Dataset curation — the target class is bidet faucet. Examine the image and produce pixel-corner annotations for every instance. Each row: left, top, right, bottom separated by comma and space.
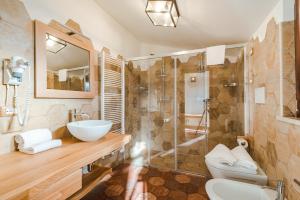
276, 180, 284, 200
262, 180, 284, 200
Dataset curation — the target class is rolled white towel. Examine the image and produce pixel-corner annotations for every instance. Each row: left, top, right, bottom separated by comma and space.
19, 139, 62, 154
205, 144, 237, 166
231, 146, 257, 170
15, 129, 52, 149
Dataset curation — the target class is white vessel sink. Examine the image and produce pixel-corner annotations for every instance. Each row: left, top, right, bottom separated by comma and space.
206, 179, 277, 200
67, 120, 112, 142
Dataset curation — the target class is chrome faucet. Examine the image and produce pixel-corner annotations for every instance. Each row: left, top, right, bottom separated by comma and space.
276, 180, 284, 200
262, 180, 284, 200
70, 109, 90, 121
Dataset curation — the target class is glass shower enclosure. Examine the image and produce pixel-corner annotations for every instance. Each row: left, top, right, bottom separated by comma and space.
125, 47, 245, 176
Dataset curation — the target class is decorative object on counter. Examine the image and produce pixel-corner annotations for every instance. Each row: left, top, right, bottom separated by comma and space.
15, 128, 62, 154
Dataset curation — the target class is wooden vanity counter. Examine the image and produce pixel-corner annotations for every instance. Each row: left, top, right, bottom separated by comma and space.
0, 133, 131, 200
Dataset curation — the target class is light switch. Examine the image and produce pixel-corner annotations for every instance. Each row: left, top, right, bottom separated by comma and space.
255, 87, 266, 104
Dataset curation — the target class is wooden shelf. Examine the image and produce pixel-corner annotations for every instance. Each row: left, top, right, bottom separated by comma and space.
69, 165, 112, 200
0, 133, 131, 200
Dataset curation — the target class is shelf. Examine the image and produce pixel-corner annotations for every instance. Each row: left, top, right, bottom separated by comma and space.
69, 165, 112, 200
0, 132, 131, 200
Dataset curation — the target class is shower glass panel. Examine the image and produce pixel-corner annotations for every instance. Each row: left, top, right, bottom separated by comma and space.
125, 57, 176, 170
207, 47, 245, 150
125, 47, 245, 176
175, 53, 209, 175
147, 57, 175, 170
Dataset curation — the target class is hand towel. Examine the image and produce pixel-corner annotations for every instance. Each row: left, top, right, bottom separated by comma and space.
205, 144, 237, 166
231, 146, 257, 170
58, 69, 68, 82
19, 139, 62, 154
231, 163, 258, 174
15, 129, 52, 149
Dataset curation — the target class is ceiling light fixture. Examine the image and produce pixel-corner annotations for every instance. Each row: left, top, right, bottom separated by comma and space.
145, 0, 180, 27
46, 33, 67, 54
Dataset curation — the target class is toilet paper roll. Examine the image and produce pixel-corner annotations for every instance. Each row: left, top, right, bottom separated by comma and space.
237, 138, 249, 149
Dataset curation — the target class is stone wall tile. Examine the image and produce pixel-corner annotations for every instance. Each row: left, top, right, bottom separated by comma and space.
250, 18, 300, 198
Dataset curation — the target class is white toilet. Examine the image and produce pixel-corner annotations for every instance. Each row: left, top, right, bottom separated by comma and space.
205, 143, 268, 186
205, 158, 267, 185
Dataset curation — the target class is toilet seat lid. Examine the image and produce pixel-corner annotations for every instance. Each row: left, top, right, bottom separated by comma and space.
205, 158, 258, 175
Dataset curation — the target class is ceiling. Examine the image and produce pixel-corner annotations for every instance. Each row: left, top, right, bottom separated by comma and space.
95, 0, 279, 49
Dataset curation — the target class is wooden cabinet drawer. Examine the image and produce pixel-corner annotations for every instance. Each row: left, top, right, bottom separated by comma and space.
9, 169, 82, 200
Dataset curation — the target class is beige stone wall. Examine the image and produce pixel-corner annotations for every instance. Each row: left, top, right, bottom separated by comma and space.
248, 18, 300, 199
0, 0, 99, 155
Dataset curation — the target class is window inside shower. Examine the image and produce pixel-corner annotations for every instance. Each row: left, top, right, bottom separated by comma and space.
125, 47, 245, 176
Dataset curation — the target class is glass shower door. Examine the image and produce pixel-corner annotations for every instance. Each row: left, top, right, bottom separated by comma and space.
126, 47, 245, 176
175, 53, 210, 175
126, 57, 176, 170
148, 57, 176, 170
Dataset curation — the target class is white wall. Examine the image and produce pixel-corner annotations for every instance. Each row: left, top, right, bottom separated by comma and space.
21, 0, 141, 58
252, 0, 294, 41
139, 42, 186, 57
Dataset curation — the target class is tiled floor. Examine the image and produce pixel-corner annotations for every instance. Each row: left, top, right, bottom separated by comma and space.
83, 163, 209, 200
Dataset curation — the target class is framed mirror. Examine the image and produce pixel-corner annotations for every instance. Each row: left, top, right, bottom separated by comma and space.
34, 20, 97, 98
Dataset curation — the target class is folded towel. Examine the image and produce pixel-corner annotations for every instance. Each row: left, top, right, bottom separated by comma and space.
205, 144, 237, 166
231, 146, 257, 171
230, 163, 258, 174
15, 129, 52, 149
19, 139, 62, 154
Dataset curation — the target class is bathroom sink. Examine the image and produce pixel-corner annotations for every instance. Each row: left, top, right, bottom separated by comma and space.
67, 120, 112, 141
206, 179, 277, 200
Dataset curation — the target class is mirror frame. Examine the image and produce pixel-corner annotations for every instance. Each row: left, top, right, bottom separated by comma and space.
34, 20, 97, 98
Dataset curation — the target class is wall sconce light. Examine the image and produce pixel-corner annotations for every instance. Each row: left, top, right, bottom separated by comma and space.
145, 0, 180, 27
46, 33, 67, 54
